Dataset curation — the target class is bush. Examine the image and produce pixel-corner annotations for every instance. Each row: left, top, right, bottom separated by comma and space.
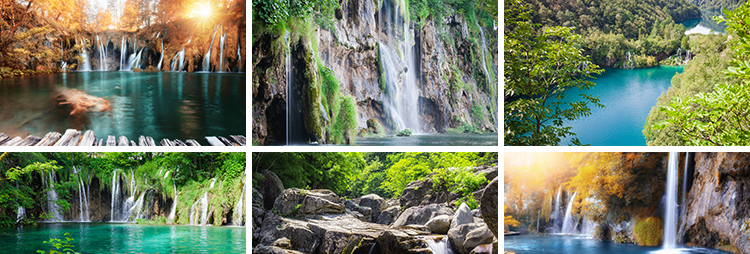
633, 217, 663, 246
396, 129, 412, 137
37, 232, 81, 254
254, 0, 289, 24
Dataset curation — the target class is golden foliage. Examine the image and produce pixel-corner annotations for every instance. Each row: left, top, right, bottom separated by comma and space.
633, 217, 663, 246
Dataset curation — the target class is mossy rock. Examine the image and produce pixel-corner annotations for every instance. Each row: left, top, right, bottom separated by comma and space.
633, 217, 663, 246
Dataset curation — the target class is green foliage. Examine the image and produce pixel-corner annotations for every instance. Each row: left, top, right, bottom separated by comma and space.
254, 0, 289, 24
433, 166, 487, 209
633, 217, 664, 246
381, 153, 477, 197
36, 233, 81, 254
377, 48, 386, 92
396, 129, 412, 137
253, 153, 366, 194
651, 3, 750, 145
504, 0, 605, 145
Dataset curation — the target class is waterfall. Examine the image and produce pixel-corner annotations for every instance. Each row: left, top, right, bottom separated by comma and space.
79, 38, 92, 71
475, 16, 491, 84
74, 166, 90, 222
167, 182, 178, 223
286, 32, 292, 145
624, 51, 634, 69
685, 49, 691, 64
231, 178, 246, 226
551, 186, 562, 229
111, 170, 119, 221
96, 35, 108, 71
61, 41, 67, 71
581, 216, 597, 236
120, 36, 127, 71
130, 48, 144, 70
378, 0, 421, 133
664, 152, 679, 249
236, 43, 242, 72
171, 48, 185, 72
561, 192, 577, 234
423, 236, 454, 254
219, 29, 227, 72
203, 27, 219, 72
16, 206, 25, 223
368, 242, 376, 254
157, 40, 164, 71
42, 171, 64, 222
127, 191, 147, 221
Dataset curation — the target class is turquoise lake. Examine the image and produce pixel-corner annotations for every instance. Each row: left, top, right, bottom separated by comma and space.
0, 223, 246, 253
559, 66, 683, 146
505, 235, 732, 254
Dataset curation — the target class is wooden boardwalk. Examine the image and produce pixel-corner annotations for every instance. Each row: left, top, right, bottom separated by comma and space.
0, 130, 246, 146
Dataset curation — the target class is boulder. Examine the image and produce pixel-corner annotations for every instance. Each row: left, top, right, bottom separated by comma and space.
425, 215, 452, 234
400, 180, 432, 209
377, 206, 401, 225
273, 237, 292, 249
273, 188, 345, 217
257, 212, 319, 253
253, 245, 307, 254
450, 202, 474, 229
448, 223, 494, 254
260, 170, 285, 209
359, 194, 385, 220
393, 203, 454, 228
375, 230, 424, 254
480, 178, 498, 237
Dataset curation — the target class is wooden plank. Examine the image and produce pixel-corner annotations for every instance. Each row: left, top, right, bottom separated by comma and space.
173, 139, 187, 146
117, 136, 129, 146
205, 136, 225, 146
138, 136, 148, 146
106, 136, 117, 146
66, 131, 82, 146
54, 129, 77, 146
0, 133, 11, 145
185, 139, 201, 146
218, 136, 236, 146
129, 140, 136, 146
97, 139, 104, 146
160, 139, 173, 146
3, 137, 22, 146
230, 135, 246, 146
36, 132, 61, 146
18, 135, 41, 146
78, 130, 96, 146
146, 137, 155, 146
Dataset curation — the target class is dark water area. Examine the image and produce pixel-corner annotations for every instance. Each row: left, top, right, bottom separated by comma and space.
354, 133, 498, 146
0, 72, 246, 145
0, 223, 246, 253
558, 66, 683, 146
505, 235, 732, 254
682, 9, 727, 35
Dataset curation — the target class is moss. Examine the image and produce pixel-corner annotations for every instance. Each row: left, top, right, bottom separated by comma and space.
377, 47, 386, 92
633, 217, 664, 246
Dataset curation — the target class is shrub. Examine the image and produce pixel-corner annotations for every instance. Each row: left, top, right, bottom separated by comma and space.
37, 232, 81, 254
397, 129, 412, 137
254, 0, 289, 25
633, 217, 663, 246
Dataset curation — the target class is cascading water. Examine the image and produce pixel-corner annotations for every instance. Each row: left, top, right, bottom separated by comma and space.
191, 178, 217, 225
236, 43, 242, 71
16, 206, 25, 223
79, 38, 92, 71
231, 177, 246, 226
624, 51, 635, 69
171, 48, 185, 72
475, 16, 491, 84
581, 216, 597, 236
61, 41, 67, 71
96, 35, 107, 71
550, 186, 562, 230
73, 166, 90, 222
111, 170, 119, 221
203, 27, 219, 72
42, 171, 64, 222
157, 40, 164, 71
219, 30, 227, 72
424, 236, 455, 254
378, 0, 421, 133
120, 36, 127, 71
561, 192, 577, 234
167, 182, 178, 223
664, 152, 679, 249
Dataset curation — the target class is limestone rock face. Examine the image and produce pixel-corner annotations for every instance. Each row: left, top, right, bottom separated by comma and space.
425, 214, 452, 234
273, 189, 345, 217
393, 203, 454, 228
680, 153, 750, 253
377, 206, 401, 225
448, 223, 494, 254
480, 178, 498, 237
451, 202, 474, 229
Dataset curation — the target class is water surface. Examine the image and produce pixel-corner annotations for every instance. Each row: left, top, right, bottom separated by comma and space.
355, 133, 498, 146
0, 223, 246, 253
559, 66, 683, 146
682, 10, 727, 35
505, 235, 731, 254
0, 72, 246, 145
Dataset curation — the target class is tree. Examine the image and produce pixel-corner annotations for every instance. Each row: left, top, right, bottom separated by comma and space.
504, 0, 605, 146
653, 3, 750, 146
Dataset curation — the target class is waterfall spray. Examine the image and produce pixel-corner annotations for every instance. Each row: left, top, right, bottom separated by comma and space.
219, 28, 227, 72
203, 26, 219, 72
664, 152, 679, 249
157, 40, 164, 71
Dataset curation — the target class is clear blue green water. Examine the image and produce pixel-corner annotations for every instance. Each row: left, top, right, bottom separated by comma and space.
559, 66, 683, 146
0, 223, 246, 253
0, 72, 246, 145
681, 9, 727, 35
505, 235, 731, 254
354, 133, 498, 146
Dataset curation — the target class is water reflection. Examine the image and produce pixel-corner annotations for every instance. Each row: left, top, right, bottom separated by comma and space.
0, 72, 245, 144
